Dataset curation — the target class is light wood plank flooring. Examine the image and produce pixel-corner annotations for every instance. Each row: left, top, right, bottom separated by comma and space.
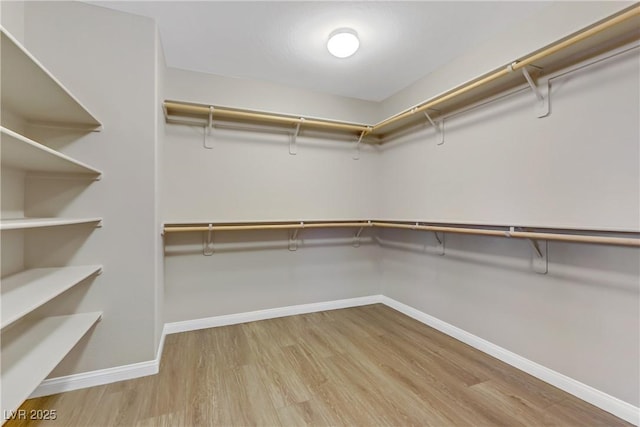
7, 304, 631, 426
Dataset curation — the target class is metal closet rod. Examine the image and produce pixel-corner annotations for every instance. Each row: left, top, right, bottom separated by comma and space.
164, 5, 639, 136
163, 221, 640, 247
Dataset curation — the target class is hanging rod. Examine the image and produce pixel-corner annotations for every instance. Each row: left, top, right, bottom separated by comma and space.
164, 101, 371, 134
371, 222, 640, 247
163, 221, 374, 233
372, 5, 640, 133
163, 220, 639, 247
164, 5, 639, 140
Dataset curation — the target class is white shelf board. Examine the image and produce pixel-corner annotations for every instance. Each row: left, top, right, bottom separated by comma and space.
1, 127, 102, 176
1, 266, 102, 330
1, 312, 101, 415
1, 28, 101, 129
0, 217, 102, 231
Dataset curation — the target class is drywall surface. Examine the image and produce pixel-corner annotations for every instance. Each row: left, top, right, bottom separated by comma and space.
22, 1, 159, 376
0, 169, 25, 277
380, 2, 634, 120
163, 126, 379, 223
378, 45, 640, 231
164, 230, 382, 323
154, 26, 165, 351
1, 1, 25, 43
163, 62, 383, 322
379, 231, 640, 406
165, 67, 380, 125
377, 15, 640, 407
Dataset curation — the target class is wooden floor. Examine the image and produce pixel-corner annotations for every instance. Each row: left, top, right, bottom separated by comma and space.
8, 304, 630, 426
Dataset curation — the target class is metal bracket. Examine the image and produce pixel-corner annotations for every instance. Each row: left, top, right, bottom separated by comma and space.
290, 118, 304, 155
521, 67, 550, 118
423, 111, 444, 145
353, 221, 371, 247
289, 222, 303, 251
203, 223, 214, 256
433, 232, 445, 255
353, 129, 369, 160
203, 106, 214, 149
528, 238, 548, 274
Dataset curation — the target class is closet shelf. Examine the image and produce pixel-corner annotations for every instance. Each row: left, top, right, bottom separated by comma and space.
0, 28, 101, 130
163, 220, 640, 248
1, 266, 102, 330
164, 5, 639, 142
0, 127, 102, 177
1, 312, 102, 416
0, 217, 102, 231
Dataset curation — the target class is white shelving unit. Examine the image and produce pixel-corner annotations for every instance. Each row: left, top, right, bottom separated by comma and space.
0, 27, 104, 417
1, 127, 102, 177
0, 28, 101, 129
0, 313, 102, 417
1, 266, 103, 329
0, 217, 102, 231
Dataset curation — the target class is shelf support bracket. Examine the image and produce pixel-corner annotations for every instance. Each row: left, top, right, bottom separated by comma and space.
520, 66, 549, 118
528, 238, 548, 274
353, 129, 369, 160
289, 222, 303, 251
433, 231, 445, 255
290, 118, 304, 155
353, 221, 370, 247
203, 223, 214, 256
423, 111, 444, 145
203, 106, 214, 149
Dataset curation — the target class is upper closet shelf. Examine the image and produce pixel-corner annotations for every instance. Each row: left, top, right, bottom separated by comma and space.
164, 5, 639, 142
0, 217, 102, 231
1, 127, 102, 177
1, 28, 101, 130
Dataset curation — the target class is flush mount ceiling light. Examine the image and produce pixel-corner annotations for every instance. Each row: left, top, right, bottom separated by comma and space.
327, 29, 359, 58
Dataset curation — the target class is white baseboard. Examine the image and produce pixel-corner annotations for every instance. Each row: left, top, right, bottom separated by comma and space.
379, 296, 640, 426
30, 359, 158, 399
31, 328, 167, 399
164, 294, 384, 335
29, 294, 639, 426
29, 295, 382, 399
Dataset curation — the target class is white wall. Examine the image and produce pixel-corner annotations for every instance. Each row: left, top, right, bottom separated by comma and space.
163, 66, 383, 322
379, 46, 640, 231
154, 25, 165, 351
377, 39, 640, 406
380, 1, 634, 121
379, 231, 639, 406
163, 125, 379, 223
164, 231, 381, 323
20, 1, 160, 376
166, 67, 380, 125
0, 0, 25, 43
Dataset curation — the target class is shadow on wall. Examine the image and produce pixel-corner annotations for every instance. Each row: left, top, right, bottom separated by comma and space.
378, 228, 639, 293
164, 228, 377, 256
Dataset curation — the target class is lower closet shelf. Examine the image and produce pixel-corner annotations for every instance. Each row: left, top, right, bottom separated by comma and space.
1, 266, 102, 329
1, 312, 102, 415
0, 217, 102, 230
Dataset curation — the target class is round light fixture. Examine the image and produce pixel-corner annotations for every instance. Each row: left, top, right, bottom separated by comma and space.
327, 29, 359, 58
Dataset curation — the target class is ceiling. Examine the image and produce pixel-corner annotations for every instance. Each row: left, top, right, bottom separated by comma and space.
88, 1, 552, 102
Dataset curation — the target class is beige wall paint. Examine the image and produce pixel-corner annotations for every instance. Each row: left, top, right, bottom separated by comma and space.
21, 1, 160, 376
377, 42, 640, 406
165, 67, 380, 125
0, 0, 25, 43
380, 2, 634, 121
378, 46, 640, 231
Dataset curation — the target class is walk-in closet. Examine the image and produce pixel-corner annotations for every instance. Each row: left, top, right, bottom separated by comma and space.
1, 1, 639, 426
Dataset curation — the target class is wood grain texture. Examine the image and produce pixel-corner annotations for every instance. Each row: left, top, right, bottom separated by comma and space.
7, 304, 631, 426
